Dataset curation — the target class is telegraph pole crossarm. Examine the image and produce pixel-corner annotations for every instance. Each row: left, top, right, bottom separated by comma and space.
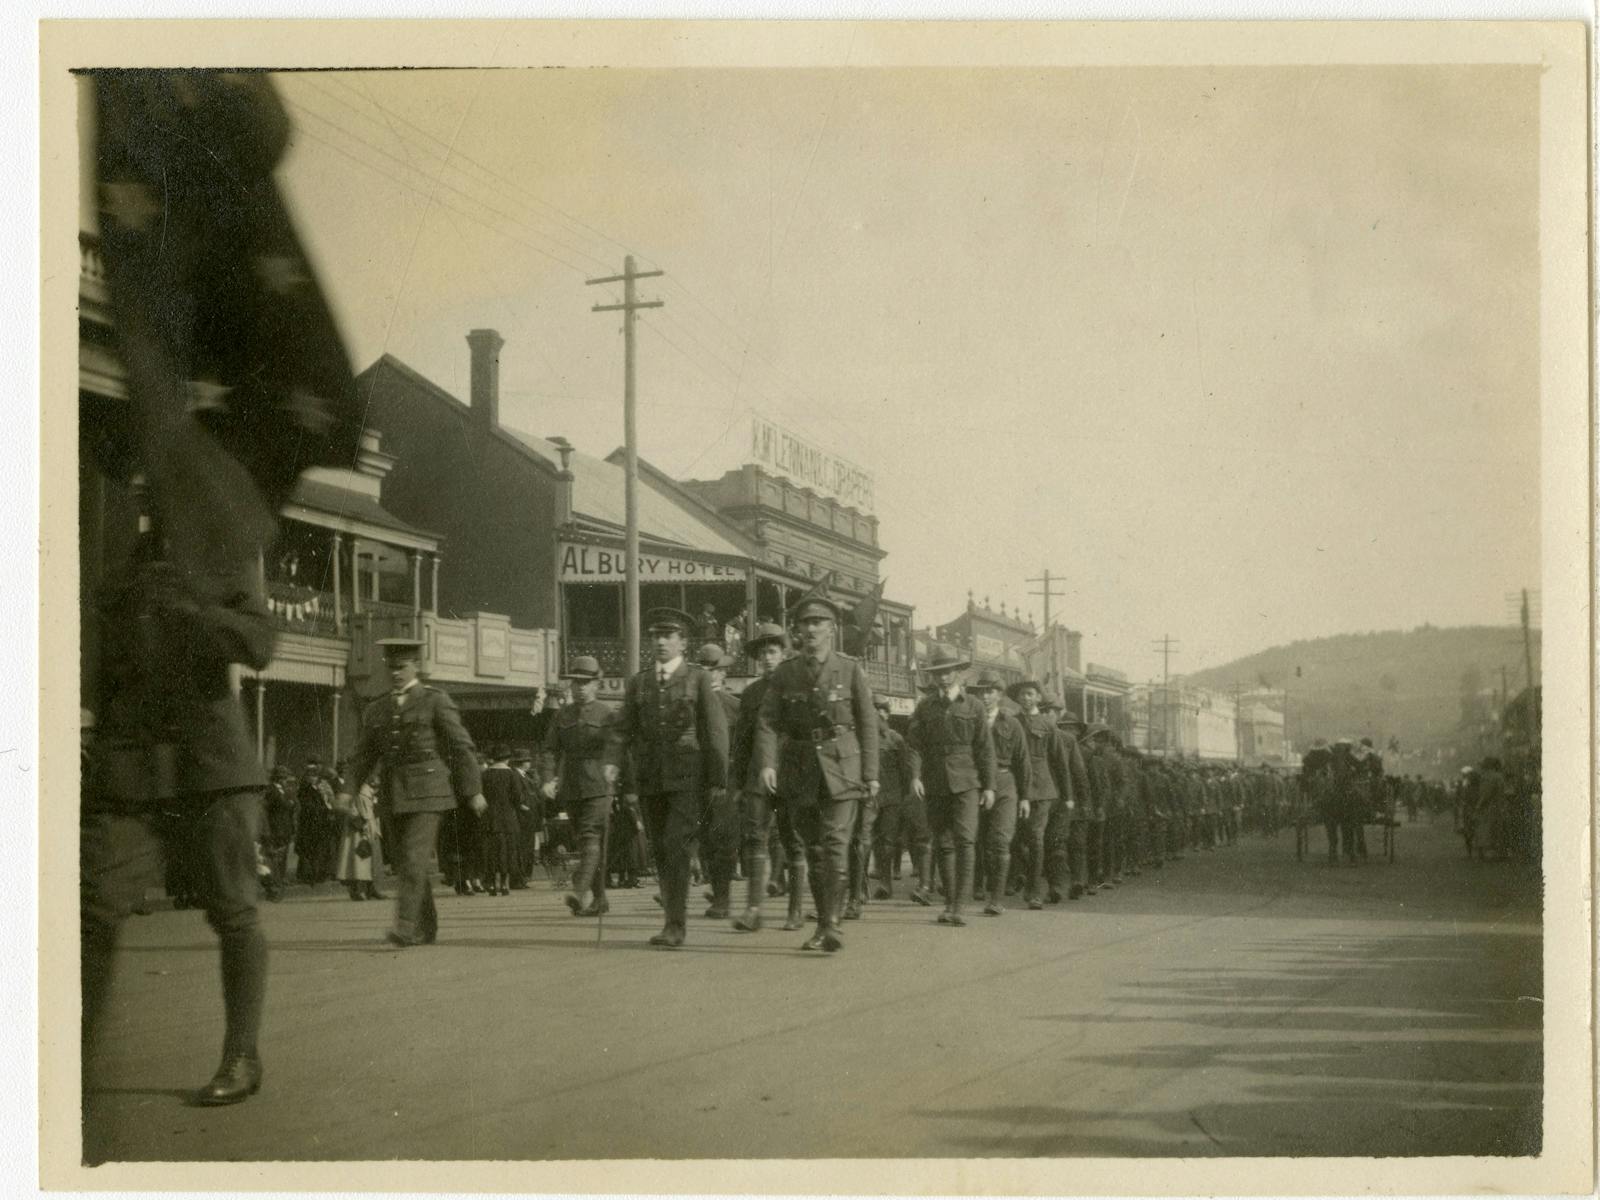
1027, 568, 1066, 631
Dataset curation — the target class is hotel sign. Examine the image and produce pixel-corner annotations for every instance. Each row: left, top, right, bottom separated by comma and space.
750, 414, 875, 514
558, 542, 745, 583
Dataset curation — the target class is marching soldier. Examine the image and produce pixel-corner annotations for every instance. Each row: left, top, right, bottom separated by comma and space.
756, 593, 879, 952
340, 638, 487, 948
1009, 681, 1072, 910
730, 623, 805, 932
906, 645, 995, 927
970, 671, 1030, 916
696, 643, 743, 919
617, 608, 730, 948
869, 696, 914, 902
539, 656, 621, 918
1080, 722, 1111, 892
1088, 726, 1128, 885
1051, 714, 1096, 900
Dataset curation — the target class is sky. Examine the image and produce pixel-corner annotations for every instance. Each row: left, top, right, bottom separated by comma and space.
267, 64, 1541, 681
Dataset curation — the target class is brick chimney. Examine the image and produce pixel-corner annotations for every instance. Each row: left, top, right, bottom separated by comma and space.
467, 328, 504, 428
1065, 629, 1083, 673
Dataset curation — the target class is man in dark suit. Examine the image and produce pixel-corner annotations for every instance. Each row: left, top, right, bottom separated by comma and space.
539, 656, 621, 917
756, 593, 879, 952
970, 670, 1031, 916
339, 638, 485, 948
618, 608, 730, 948
1009, 681, 1071, 909
905, 645, 995, 927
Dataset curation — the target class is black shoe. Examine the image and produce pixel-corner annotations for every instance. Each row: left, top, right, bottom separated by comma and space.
983, 901, 1005, 916
909, 887, 934, 907
195, 1054, 262, 1107
1047, 889, 1062, 904
649, 928, 685, 948
565, 893, 585, 916
1027, 898, 1045, 910
733, 908, 763, 932
384, 930, 423, 948
800, 929, 828, 951
1068, 885, 1085, 900
843, 901, 863, 921
936, 910, 967, 927
821, 924, 844, 952
581, 898, 610, 916
873, 886, 892, 900
704, 904, 731, 919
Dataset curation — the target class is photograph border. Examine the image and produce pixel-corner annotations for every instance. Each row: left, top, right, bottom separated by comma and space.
37, 16, 1594, 1195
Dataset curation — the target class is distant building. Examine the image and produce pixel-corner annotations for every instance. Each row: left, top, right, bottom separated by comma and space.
1017, 623, 1130, 729
681, 463, 918, 710
934, 596, 1036, 689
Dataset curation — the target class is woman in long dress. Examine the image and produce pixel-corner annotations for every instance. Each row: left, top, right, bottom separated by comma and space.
334, 779, 384, 901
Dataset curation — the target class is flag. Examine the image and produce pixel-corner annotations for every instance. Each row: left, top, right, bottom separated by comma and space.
89, 70, 366, 568
844, 578, 888, 657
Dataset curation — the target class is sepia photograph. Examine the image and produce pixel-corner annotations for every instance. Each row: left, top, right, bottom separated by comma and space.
36, 15, 1592, 1196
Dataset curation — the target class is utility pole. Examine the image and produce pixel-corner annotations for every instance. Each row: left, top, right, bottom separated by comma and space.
1151, 635, 1180, 757
1520, 588, 1538, 696
1027, 568, 1066, 631
588, 255, 663, 675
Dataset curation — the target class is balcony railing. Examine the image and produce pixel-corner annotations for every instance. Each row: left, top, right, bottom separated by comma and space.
863, 659, 916, 697
265, 583, 341, 638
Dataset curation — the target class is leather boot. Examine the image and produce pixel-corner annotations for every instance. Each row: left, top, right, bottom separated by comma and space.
734, 857, 767, 932
196, 1053, 262, 1106
784, 858, 808, 931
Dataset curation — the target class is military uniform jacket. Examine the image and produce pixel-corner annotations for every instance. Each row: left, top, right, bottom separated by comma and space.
618, 660, 729, 796
730, 676, 771, 793
1083, 749, 1111, 819
1100, 748, 1128, 813
1059, 731, 1093, 814
755, 651, 879, 803
540, 699, 621, 804
877, 719, 913, 805
345, 683, 483, 815
906, 691, 996, 797
985, 710, 1032, 801
1018, 712, 1070, 802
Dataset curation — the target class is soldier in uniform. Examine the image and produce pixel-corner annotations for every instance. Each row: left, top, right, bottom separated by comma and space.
1079, 722, 1111, 893
695, 643, 743, 919
1009, 681, 1072, 910
969, 671, 1030, 916
539, 656, 621, 918
1088, 726, 1127, 885
617, 608, 730, 948
869, 696, 914, 902
906, 645, 995, 927
340, 638, 486, 948
1052, 714, 1096, 900
756, 594, 879, 951
731, 623, 804, 932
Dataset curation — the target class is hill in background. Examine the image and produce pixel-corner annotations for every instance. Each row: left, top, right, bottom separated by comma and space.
1181, 625, 1540, 772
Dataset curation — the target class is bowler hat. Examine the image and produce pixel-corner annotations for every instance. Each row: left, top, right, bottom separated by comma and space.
745, 622, 788, 654
645, 607, 695, 634
695, 642, 727, 668
970, 669, 1008, 692
561, 655, 603, 681
921, 644, 970, 673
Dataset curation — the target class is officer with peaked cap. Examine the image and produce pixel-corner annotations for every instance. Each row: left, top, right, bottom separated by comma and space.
340, 637, 486, 948
906, 644, 996, 926
694, 642, 743, 919
731, 622, 807, 931
539, 656, 620, 918
756, 591, 879, 952
618, 608, 730, 947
